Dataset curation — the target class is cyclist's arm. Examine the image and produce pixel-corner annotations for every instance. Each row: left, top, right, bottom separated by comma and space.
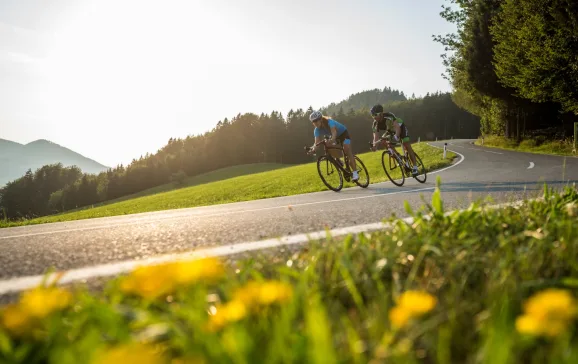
372, 121, 380, 143
311, 136, 322, 150
330, 126, 338, 143
393, 120, 402, 139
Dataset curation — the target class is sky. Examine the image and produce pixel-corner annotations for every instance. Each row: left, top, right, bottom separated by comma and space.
0, 0, 456, 167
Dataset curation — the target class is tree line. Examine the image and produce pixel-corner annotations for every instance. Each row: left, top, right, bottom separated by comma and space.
0, 90, 480, 220
434, 0, 578, 140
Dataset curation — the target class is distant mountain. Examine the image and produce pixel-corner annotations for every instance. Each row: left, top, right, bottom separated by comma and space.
0, 138, 109, 186
321, 87, 408, 115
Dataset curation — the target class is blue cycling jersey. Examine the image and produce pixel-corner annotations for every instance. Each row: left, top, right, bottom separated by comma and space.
314, 119, 347, 138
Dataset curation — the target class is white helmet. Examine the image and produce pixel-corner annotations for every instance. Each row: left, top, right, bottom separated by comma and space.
309, 110, 322, 122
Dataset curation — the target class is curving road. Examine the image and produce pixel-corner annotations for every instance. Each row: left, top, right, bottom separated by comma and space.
0, 139, 577, 294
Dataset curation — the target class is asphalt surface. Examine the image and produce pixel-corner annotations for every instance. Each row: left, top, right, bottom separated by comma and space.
0, 139, 577, 282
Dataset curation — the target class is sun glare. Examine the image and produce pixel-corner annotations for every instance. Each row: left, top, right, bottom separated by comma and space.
37, 0, 238, 125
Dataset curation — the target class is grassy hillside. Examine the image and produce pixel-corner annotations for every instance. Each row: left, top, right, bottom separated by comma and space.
89, 163, 290, 207
0, 143, 455, 227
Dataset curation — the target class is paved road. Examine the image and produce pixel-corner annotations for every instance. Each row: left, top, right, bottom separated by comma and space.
0, 139, 576, 284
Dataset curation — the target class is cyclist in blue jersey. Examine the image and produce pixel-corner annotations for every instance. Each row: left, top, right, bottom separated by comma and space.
306, 110, 359, 181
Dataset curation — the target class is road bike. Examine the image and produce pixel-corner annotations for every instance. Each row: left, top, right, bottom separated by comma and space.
305, 136, 370, 192
369, 132, 427, 187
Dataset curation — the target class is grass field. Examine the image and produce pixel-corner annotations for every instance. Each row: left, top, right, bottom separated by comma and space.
0, 143, 455, 228
83, 163, 291, 207
1, 183, 577, 363
476, 135, 576, 156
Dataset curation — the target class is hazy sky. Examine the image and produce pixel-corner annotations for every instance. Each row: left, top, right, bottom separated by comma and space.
0, 0, 456, 167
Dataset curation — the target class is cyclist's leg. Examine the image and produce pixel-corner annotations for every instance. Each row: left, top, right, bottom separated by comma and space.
339, 131, 357, 172
343, 142, 356, 170
403, 141, 417, 164
400, 125, 417, 165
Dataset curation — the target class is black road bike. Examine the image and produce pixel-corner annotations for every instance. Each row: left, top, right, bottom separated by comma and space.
369, 133, 427, 187
305, 136, 370, 192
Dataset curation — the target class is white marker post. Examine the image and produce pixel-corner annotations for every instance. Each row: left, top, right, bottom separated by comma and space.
418, 136, 421, 143
572, 121, 578, 154
443, 143, 447, 159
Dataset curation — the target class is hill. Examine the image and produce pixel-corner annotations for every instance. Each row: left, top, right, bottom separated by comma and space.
0, 138, 108, 186
321, 87, 408, 115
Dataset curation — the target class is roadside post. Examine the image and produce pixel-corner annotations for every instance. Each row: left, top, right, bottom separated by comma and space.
572, 122, 578, 154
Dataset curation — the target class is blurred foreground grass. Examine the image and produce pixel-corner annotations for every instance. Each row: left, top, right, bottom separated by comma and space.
1, 180, 577, 363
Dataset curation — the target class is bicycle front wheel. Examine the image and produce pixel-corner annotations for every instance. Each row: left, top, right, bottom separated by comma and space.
353, 156, 370, 188
317, 156, 343, 192
381, 151, 405, 187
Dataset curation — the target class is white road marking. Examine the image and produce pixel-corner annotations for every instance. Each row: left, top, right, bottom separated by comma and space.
485, 150, 504, 155
528, 162, 535, 169
426, 143, 466, 174
0, 199, 529, 296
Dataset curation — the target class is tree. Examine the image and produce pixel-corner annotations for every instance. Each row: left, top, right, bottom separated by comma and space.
491, 0, 578, 114
433, 0, 565, 139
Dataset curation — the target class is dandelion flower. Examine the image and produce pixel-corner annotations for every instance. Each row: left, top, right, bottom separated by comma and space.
397, 290, 437, 315
91, 343, 166, 364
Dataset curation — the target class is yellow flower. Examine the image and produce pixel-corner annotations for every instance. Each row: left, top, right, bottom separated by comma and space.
255, 281, 293, 305
389, 306, 412, 329
0, 286, 72, 337
232, 282, 260, 305
523, 289, 577, 321
0, 304, 36, 337
206, 280, 292, 332
233, 280, 293, 308
515, 289, 578, 337
515, 315, 542, 336
120, 264, 177, 300
515, 314, 568, 338
207, 300, 247, 331
19, 287, 72, 319
120, 258, 225, 300
172, 257, 225, 285
91, 343, 167, 364
388, 290, 437, 329
397, 290, 437, 315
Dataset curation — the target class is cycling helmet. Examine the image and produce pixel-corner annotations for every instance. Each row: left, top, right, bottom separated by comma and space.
370, 104, 384, 116
309, 110, 323, 122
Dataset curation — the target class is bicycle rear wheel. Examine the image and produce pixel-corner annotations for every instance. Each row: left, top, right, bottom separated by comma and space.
317, 156, 343, 192
381, 151, 405, 187
353, 156, 370, 188
411, 152, 427, 183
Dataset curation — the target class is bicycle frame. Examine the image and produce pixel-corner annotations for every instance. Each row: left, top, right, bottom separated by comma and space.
313, 138, 353, 178
372, 136, 412, 171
